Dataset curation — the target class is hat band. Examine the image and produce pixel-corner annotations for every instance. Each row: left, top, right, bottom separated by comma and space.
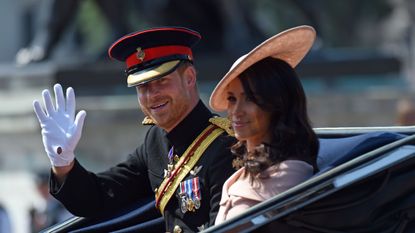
126, 45, 193, 69
125, 55, 189, 76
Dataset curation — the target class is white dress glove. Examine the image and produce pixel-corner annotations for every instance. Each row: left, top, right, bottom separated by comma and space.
33, 83, 86, 167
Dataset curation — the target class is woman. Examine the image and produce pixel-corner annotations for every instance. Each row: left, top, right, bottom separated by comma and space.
209, 25, 319, 224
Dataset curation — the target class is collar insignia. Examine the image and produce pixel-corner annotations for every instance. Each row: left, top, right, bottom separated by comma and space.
142, 116, 155, 125
190, 165, 203, 176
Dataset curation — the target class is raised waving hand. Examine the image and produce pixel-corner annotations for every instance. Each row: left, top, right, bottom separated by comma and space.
33, 84, 86, 167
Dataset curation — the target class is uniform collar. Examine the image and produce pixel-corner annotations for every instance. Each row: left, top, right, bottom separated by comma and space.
166, 100, 213, 156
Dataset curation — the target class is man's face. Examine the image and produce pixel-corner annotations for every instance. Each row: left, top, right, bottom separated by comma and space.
136, 68, 194, 132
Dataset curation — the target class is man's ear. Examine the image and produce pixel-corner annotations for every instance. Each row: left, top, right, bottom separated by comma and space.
183, 65, 197, 87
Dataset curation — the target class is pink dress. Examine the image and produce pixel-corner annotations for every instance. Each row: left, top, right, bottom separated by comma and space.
215, 160, 313, 224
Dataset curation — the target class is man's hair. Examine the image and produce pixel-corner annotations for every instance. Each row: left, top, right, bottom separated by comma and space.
177, 60, 194, 75
231, 57, 319, 182
177, 60, 198, 91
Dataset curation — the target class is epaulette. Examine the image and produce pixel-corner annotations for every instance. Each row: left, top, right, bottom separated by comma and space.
209, 116, 234, 136
142, 116, 155, 125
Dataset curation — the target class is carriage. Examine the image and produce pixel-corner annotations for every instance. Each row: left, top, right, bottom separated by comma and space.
42, 126, 415, 233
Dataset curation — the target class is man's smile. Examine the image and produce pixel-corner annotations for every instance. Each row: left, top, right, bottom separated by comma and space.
150, 101, 169, 110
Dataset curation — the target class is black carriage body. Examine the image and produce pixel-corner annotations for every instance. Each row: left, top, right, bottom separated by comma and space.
43, 127, 415, 233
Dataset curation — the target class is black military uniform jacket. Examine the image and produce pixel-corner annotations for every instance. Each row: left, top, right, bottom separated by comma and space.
50, 101, 235, 232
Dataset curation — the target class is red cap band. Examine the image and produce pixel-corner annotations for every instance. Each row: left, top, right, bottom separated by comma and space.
126, 45, 193, 68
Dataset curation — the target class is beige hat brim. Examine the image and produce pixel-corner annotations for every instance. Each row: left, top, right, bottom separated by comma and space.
209, 25, 316, 112
127, 60, 181, 87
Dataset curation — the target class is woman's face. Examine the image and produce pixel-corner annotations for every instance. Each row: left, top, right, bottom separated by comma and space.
226, 78, 272, 151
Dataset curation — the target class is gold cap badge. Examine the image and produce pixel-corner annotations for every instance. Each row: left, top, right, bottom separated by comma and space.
136, 47, 145, 61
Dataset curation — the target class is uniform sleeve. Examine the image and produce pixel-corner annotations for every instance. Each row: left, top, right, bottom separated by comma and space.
206, 136, 235, 226
50, 132, 153, 217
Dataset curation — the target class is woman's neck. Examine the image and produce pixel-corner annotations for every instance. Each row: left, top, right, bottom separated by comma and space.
246, 138, 269, 152
246, 140, 261, 152
246, 132, 272, 153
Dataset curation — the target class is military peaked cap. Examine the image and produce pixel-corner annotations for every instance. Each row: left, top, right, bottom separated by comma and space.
108, 27, 201, 87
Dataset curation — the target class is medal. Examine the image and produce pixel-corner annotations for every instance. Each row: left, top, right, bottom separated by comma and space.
180, 195, 187, 213
192, 177, 201, 209
194, 198, 201, 209
168, 164, 174, 171
168, 147, 174, 163
178, 177, 202, 213
164, 147, 175, 178
163, 169, 171, 178
185, 178, 194, 211
179, 181, 188, 213
174, 155, 179, 163
187, 198, 195, 212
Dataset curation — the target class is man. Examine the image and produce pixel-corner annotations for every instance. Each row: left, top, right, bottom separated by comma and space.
33, 27, 235, 233
30, 171, 72, 232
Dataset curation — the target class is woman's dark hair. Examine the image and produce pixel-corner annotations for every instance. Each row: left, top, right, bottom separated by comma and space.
230, 57, 319, 181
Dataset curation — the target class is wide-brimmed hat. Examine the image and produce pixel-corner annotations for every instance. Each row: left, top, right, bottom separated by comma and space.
108, 27, 201, 87
209, 25, 316, 112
